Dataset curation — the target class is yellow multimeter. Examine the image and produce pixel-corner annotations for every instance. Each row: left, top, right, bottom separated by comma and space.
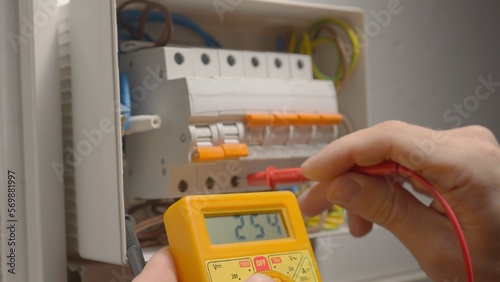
164, 191, 322, 282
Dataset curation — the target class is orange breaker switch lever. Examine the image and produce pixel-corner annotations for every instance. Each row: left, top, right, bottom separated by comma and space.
246, 167, 310, 190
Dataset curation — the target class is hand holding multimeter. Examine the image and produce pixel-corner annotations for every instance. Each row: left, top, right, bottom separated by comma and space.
164, 191, 320, 282
134, 122, 500, 282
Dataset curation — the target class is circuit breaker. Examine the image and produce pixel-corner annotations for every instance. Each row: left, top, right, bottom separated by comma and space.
120, 47, 340, 199
67, 0, 368, 265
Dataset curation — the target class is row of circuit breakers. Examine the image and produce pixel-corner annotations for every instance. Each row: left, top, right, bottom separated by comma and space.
119, 47, 340, 199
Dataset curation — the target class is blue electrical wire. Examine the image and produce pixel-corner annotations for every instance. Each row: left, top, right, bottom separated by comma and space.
117, 21, 155, 42
277, 34, 286, 52
118, 11, 221, 48
120, 73, 132, 130
172, 14, 221, 48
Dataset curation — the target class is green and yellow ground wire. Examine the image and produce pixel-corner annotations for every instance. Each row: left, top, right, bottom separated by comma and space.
307, 18, 360, 76
288, 18, 361, 94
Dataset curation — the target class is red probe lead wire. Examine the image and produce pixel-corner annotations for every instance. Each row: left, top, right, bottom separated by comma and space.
247, 161, 474, 282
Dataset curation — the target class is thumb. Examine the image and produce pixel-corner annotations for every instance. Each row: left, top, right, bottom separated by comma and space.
244, 273, 275, 282
132, 246, 177, 282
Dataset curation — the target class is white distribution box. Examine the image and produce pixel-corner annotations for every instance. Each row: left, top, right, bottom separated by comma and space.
69, 0, 368, 267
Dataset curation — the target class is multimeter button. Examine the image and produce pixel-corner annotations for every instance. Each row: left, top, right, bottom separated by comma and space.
296, 257, 316, 281
253, 256, 270, 271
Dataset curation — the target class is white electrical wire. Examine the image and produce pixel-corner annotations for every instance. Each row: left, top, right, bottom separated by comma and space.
125, 115, 162, 135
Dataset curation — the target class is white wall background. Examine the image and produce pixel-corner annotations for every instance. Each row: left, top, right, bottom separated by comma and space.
295, 0, 500, 281
297, 0, 500, 136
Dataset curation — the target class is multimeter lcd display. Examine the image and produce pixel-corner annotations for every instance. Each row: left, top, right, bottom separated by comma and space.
205, 212, 289, 245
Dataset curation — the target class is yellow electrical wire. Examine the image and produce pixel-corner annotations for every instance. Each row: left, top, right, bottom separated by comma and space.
287, 18, 360, 95
299, 32, 312, 55
309, 37, 344, 82
306, 206, 345, 231
294, 184, 346, 232
307, 18, 360, 75
287, 32, 298, 53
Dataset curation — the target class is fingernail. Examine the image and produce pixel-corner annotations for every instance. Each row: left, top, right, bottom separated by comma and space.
327, 178, 361, 206
300, 158, 318, 180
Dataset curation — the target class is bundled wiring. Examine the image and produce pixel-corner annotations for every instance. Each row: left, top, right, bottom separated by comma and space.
310, 26, 349, 93
117, 0, 174, 46
118, 10, 222, 48
127, 201, 169, 248
308, 19, 360, 76
288, 18, 360, 94
135, 215, 166, 247
135, 214, 164, 233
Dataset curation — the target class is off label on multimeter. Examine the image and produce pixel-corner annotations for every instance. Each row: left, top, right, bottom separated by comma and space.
164, 191, 322, 282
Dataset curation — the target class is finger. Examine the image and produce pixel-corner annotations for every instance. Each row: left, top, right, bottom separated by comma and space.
323, 173, 453, 254
303, 172, 465, 279
302, 121, 438, 180
298, 185, 374, 237
298, 178, 416, 232
298, 182, 332, 217
301, 120, 492, 201
407, 177, 433, 198
244, 273, 275, 282
445, 125, 499, 146
429, 198, 446, 215
347, 211, 372, 237
132, 247, 177, 282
